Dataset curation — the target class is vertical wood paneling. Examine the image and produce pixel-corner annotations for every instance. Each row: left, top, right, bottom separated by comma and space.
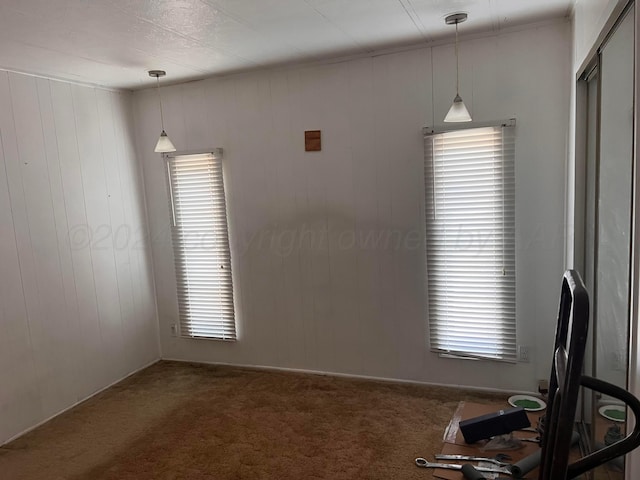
285, 69, 321, 370
117, 88, 158, 366
255, 73, 288, 367
0, 72, 159, 446
51, 81, 105, 397
266, 70, 306, 366
73, 85, 125, 385
370, 54, 398, 377
0, 72, 52, 429
134, 91, 174, 357
377, 49, 430, 379
281, 70, 314, 367
231, 76, 281, 366
212, 79, 250, 360
181, 83, 209, 150
320, 63, 359, 374
345, 58, 380, 375
12, 75, 77, 417
35, 77, 82, 401
111, 91, 157, 367
136, 22, 570, 392
0, 72, 41, 439
96, 89, 134, 373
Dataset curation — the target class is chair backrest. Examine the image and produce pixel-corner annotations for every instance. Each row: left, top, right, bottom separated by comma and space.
539, 270, 640, 479
539, 270, 589, 480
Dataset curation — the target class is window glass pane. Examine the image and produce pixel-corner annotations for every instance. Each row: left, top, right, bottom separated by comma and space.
594, 6, 633, 392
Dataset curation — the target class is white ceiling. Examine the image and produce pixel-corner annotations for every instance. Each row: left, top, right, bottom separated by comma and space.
0, 0, 573, 90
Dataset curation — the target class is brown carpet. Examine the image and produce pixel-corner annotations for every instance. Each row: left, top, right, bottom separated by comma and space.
0, 361, 507, 479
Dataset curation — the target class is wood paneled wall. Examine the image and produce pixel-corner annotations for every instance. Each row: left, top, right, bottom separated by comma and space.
0, 72, 158, 445
135, 21, 571, 392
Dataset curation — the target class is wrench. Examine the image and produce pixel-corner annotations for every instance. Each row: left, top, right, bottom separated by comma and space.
415, 458, 512, 475
435, 454, 512, 468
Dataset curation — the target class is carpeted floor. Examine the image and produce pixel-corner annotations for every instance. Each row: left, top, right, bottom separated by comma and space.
0, 361, 507, 479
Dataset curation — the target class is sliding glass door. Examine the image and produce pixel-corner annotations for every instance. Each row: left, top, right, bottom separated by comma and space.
580, 5, 635, 479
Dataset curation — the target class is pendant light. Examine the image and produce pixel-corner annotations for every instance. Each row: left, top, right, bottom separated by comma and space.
444, 13, 472, 123
149, 70, 176, 153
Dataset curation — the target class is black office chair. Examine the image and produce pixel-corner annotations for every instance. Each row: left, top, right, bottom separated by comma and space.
539, 269, 640, 479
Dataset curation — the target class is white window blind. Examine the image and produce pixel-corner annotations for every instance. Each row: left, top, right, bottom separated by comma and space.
167, 151, 236, 340
424, 126, 515, 361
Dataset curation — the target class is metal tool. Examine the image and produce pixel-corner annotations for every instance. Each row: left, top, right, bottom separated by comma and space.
435, 453, 512, 468
459, 464, 520, 480
415, 458, 512, 475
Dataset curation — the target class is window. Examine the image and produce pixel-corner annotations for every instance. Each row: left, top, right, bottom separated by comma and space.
424, 125, 515, 361
167, 150, 236, 340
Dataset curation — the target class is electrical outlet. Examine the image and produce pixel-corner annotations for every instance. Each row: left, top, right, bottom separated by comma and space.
170, 324, 178, 337
518, 345, 530, 363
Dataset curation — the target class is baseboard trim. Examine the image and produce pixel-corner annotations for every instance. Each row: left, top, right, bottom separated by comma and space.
160, 357, 537, 396
1, 357, 161, 447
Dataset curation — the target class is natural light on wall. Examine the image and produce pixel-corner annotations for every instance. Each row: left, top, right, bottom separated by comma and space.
166, 150, 236, 340
424, 125, 516, 361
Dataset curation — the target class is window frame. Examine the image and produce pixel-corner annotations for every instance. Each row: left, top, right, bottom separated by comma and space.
165, 148, 236, 341
423, 120, 516, 362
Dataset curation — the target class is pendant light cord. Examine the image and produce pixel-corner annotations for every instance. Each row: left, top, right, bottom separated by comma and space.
156, 76, 165, 131
455, 21, 459, 95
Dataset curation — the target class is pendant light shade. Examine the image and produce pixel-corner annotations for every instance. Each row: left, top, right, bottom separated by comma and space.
444, 13, 471, 123
444, 94, 472, 123
155, 130, 176, 153
149, 70, 176, 153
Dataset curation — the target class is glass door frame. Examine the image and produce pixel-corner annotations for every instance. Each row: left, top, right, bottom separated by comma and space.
574, 3, 636, 477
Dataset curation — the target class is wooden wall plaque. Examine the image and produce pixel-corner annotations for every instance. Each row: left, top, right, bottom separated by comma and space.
305, 130, 321, 151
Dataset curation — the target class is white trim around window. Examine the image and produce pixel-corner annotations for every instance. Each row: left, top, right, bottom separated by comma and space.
424, 124, 516, 361
166, 149, 236, 341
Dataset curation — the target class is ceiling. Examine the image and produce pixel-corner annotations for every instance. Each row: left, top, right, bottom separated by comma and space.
0, 0, 573, 90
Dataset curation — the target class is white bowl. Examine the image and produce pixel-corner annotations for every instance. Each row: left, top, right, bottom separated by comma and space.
508, 394, 546, 412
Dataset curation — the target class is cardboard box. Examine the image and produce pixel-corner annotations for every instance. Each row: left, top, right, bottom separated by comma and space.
434, 402, 542, 480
